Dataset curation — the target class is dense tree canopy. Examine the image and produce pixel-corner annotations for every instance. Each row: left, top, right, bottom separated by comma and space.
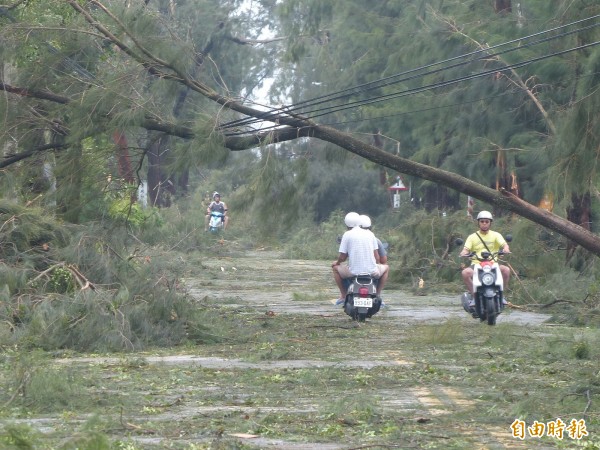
1, 0, 600, 254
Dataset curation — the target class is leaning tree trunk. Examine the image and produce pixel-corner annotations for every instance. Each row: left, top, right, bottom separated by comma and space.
566, 192, 592, 261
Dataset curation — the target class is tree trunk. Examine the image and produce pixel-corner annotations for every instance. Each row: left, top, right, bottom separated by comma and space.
566, 192, 592, 260
56, 141, 83, 223
112, 131, 135, 185
493, 0, 512, 14
146, 135, 174, 207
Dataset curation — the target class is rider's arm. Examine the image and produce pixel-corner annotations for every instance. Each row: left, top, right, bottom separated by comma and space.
223, 202, 228, 215
502, 243, 510, 253
374, 249, 380, 264
460, 234, 478, 257
332, 252, 348, 266
206, 201, 213, 214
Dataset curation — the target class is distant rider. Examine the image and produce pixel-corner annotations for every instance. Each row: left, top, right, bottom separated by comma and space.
459, 210, 510, 310
205, 192, 229, 231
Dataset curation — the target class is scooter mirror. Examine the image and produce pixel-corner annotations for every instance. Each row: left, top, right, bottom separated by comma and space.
455, 238, 464, 246
505, 234, 513, 242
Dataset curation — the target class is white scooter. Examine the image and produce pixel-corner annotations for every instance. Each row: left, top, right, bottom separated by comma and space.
208, 211, 224, 233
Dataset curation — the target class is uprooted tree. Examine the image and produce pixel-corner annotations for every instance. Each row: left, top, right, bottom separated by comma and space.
1, 0, 600, 255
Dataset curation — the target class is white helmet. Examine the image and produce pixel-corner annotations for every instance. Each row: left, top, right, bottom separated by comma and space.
476, 210, 493, 221
359, 214, 371, 228
213, 191, 220, 199
344, 212, 360, 228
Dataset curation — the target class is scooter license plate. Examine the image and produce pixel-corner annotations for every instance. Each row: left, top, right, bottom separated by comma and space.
353, 297, 373, 308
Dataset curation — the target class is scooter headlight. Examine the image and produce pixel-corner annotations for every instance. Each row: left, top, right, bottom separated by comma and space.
481, 272, 495, 286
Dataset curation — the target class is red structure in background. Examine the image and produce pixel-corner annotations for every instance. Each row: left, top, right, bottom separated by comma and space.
388, 176, 408, 208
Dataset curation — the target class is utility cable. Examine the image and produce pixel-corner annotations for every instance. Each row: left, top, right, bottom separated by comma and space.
219, 15, 600, 132
222, 39, 600, 137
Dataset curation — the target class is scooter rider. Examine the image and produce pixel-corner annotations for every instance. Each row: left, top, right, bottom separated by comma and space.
205, 192, 229, 231
459, 211, 510, 307
359, 215, 387, 264
332, 212, 389, 305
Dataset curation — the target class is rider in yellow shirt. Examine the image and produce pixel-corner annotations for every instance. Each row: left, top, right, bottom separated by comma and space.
459, 211, 511, 306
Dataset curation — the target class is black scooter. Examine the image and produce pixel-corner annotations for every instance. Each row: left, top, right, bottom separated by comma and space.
342, 275, 382, 322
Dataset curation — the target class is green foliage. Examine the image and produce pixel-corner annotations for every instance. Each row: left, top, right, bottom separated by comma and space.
284, 210, 344, 259
49, 266, 75, 294
0, 424, 40, 450
573, 338, 591, 360
107, 197, 164, 230
0, 200, 71, 269
0, 202, 230, 352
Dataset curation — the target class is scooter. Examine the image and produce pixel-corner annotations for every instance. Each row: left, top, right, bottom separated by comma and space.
343, 275, 382, 322
208, 211, 224, 233
456, 236, 511, 326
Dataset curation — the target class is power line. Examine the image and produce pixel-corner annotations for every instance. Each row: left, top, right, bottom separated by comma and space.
220, 15, 600, 134
320, 69, 600, 127
300, 40, 600, 121
223, 22, 599, 131
222, 38, 600, 137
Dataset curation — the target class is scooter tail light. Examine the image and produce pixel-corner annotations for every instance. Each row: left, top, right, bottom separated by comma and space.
359, 287, 369, 297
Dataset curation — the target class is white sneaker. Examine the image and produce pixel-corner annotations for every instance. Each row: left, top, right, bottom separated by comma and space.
467, 293, 475, 308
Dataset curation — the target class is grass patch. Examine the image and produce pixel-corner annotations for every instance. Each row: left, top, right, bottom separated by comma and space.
0, 310, 598, 448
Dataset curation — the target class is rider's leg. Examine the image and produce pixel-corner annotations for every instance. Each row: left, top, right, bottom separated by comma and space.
223, 215, 229, 230
204, 214, 210, 231
500, 265, 510, 289
500, 265, 510, 302
332, 266, 346, 298
461, 267, 474, 294
333, 265, 353, 298
374, 264, 389, 296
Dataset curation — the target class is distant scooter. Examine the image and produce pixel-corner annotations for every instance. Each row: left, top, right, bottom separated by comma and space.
208, 211, 225, 233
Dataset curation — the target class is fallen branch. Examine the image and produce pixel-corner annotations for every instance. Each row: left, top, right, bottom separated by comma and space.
506, 301, 526, 310
583, 389, 592, 421
540, 299, 575, 309
347, 445, 409, 450
118, 406, 156, 434
2, 371, 30, 409
28, 262, 96, 291
68, 264, 96, 291
29, 263, 64, 285
506, 262, 537, 304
